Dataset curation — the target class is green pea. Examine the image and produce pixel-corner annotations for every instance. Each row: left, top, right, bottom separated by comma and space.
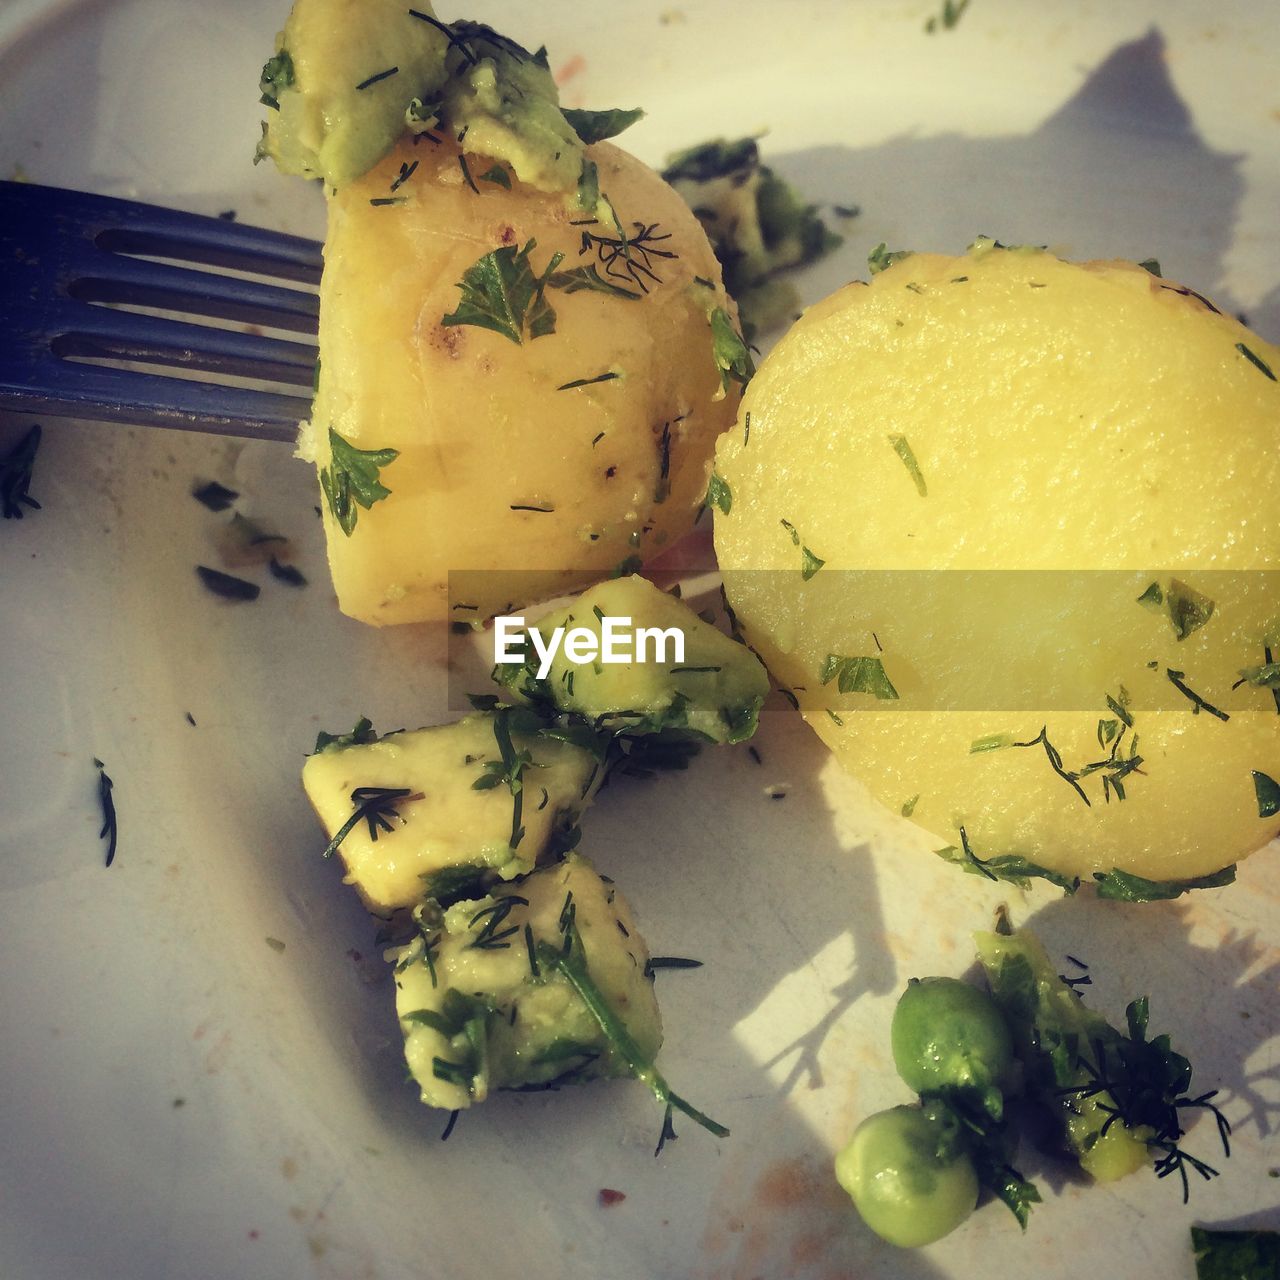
891, 976, 1013, 1097
835, 1104, 979, 1247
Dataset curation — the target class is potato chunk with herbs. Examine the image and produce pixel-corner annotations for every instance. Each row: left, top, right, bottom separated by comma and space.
391, 853, 662, 1111
302, 712, 600, 913
303, 135, 742, 625
714, 245, 1280, 885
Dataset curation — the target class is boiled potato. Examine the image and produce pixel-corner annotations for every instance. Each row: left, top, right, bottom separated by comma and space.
301, 136, 740, 625
714, 246, 1280, 883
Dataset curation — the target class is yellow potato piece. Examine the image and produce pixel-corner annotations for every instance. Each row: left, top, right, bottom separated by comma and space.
714, 248, 1280, 882
301, 715, 600, 914
303, 136, 739, 625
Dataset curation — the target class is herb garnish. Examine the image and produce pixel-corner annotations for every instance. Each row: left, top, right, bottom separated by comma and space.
444, 240, 564, 344
709, 307, 755, 393
191, 478, 237, 512
321, 786, 417, 859
556, 107, 644, 147
313, 716, 377, 754
1235, 342, 1276, 382
705, 472, 732, 515
1167, 669, 1229, 721
577, 216, 677, 294
354, 66, 398, 91
1190, 1226, 1280, 1280
1, 424, 42, 519
924, 0, 970, 32
258, 49, 294, 110
477, 163, 511, 188
1253, 770, 1280, 818
1093, 866, 1236, 902
545, 264, 641, 299
196, 566, 259, 601
867, 242, 914, 274
819, 653, 900, 701
800, 547, 825, 580
389, 159, 419, 193
561, 107, 644, 145
470, 706, 544, 850
94, 757, 118, 868
467, 895, 530, 950
1138, 258, 1162, 277
937, 826, 1080, 894
644, 957, 704, 975
1137, 578, 1216, 641
1061, 995, 1232, 1203
320, 427, 399, 536
535, 926, 727, 1151
888, 433, 928, 496
1233, 646, 1280, 714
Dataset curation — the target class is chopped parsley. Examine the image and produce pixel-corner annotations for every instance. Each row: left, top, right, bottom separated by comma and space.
1137, 578, 1216, 641
887, 433, 928, 496
313, 716, 377, 754
867, 242, 914, 274
1093, 866, 1236, 902
800, 546, 825, 580
705, 472, 732, 516
443, 240, 564, 344
1191, 1226, 1280, 1280
319, 427, 399, 536
1253, 770, 1280, 818
708, 307, 755, 393
258, 49, 294, 110
561, 106, 644, 145
937, 826, 1079, 894
819, 653, 899, 701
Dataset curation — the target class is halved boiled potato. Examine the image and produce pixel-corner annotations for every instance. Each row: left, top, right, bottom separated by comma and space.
714, 247, 1280, 883
302, 136, 740, 625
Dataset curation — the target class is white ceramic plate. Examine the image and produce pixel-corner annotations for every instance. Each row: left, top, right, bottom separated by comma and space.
1, 2, 1277, 1277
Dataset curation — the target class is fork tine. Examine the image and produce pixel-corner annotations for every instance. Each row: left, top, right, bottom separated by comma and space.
0, 181, 322, 437
1, 181, 323, 283
51, 306, 318, 387
1, 356, 308, 440
64, 253, 320, 333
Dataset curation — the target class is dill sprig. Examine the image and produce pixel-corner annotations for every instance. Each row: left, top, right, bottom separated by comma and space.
93, 757, 118, 867
576, 216, 678, 294
321, 786, 418, 859
536, 927, 728, 1151
1058, 999, 1232, 1203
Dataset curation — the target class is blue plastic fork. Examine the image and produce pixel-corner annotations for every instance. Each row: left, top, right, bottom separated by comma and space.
0, 181, 322, 441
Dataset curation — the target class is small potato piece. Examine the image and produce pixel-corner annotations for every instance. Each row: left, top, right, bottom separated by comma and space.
392, 853, 661, 1111
714, 248, 1280, 882
302, 714, 600, 913
304, 136, 739, 625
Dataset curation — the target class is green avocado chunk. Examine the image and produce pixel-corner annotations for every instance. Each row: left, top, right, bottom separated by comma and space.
392, 852, 663, 1111
496, 574, 770, 744
975, 928, 1150, 1182
662, 136, 842, 337
258, 0, 641, 191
